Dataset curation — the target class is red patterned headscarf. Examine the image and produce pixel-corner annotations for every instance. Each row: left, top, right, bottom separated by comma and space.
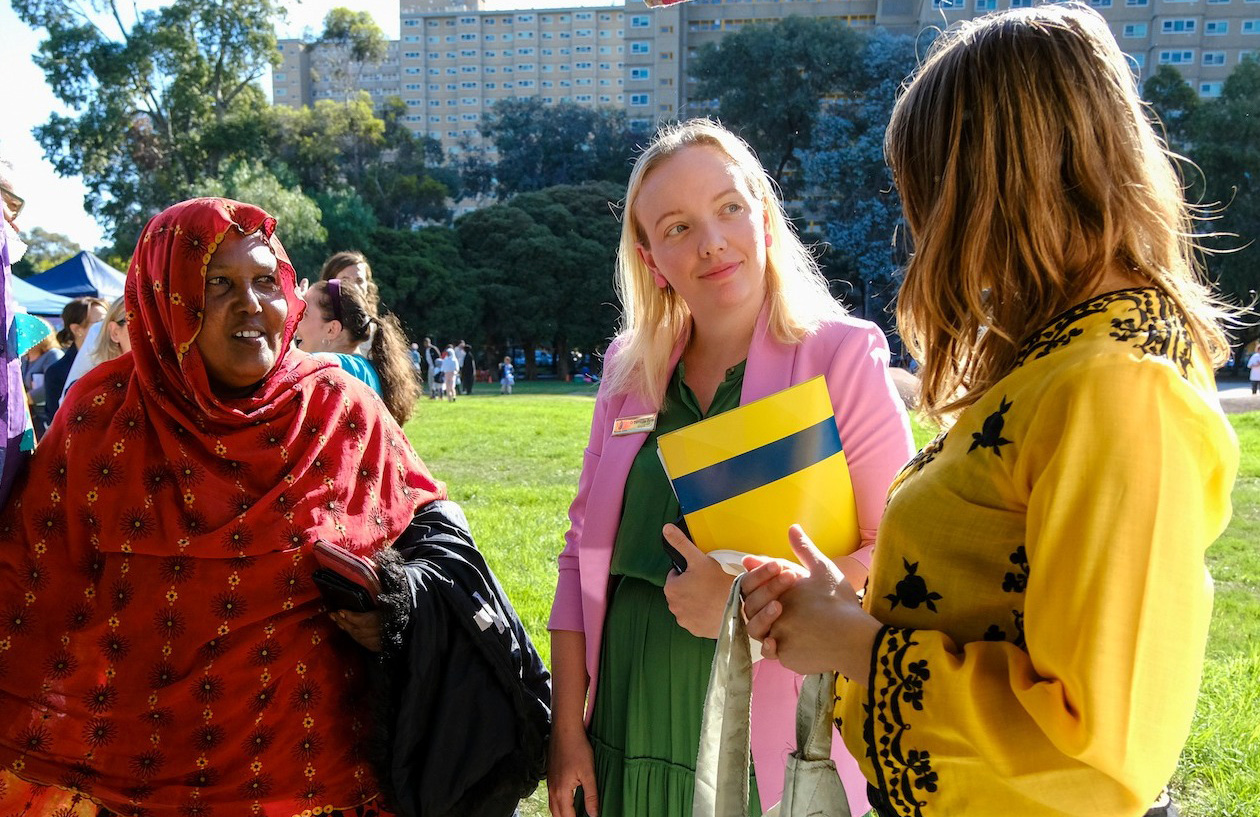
0, 198, 444, 816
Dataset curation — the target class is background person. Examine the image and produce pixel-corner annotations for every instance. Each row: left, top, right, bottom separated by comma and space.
546, 119, 914, 817
23, 328, 62, 439
42, 295, 107, 424
58, 296, 132, 402
296, 278, 421, 425
460, 340, 476, 395
499, 355, 515, 395
91, 295, 131, 362
0, 197, 445, 816
0, 155, 34, 505
423, 336, 442, 399
441, 345, 459, 401
320, 248, 381, 311
740, 8, 1239, 817
1248, 343, 1260, 395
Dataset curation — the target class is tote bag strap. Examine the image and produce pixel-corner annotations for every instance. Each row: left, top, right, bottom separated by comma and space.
796, 672, 839, 762
693, 574, 753, 817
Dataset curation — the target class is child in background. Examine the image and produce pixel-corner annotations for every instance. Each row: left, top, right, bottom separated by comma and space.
500, 356, 515, 395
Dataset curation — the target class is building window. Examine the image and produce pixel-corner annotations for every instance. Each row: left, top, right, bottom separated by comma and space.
630, 67, 650, 80
1123, 22, 1148, 36
631, 14, 650, 27
630, 42, 651, 54
1206, 20, 1229, 32
1161, 19, 1196, 33
1244, 19, 1260, 32
1158, 49, 1195, 63
975, 0, 996, 9
1200, 81, 1224, 96
1203, 50, 1227, 64
931, 0, 964, 8
630, 93, 649, 106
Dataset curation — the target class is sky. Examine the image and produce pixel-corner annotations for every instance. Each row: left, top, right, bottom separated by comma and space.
0, 0, 617, 252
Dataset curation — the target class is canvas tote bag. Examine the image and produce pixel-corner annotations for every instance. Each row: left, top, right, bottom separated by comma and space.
693, 575, 853, 817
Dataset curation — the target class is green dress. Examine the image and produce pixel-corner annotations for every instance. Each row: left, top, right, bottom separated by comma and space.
585, 360, 761, 817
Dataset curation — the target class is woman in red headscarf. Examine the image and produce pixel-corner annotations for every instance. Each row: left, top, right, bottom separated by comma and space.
0, 198, 445, 816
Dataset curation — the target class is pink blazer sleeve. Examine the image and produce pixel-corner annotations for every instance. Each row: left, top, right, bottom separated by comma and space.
547, 349, 620, 633
823, 323, 915, 565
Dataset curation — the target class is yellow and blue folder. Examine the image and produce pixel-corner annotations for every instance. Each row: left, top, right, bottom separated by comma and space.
656, 375, 859, 563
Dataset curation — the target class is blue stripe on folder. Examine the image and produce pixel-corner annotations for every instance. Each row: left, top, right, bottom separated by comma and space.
672, 417, 842, 513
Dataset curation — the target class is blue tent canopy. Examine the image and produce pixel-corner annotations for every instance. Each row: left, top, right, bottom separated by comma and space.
25, 251, 126, 301
10, 275, 72, 317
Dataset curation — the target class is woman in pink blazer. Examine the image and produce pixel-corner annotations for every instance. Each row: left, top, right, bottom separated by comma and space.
546, 119, 915, 817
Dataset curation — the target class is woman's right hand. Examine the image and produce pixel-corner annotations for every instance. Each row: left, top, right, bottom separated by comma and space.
547, 724, 599, 817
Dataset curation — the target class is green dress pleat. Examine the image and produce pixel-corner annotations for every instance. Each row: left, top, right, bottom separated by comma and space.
582, 361, 761, 817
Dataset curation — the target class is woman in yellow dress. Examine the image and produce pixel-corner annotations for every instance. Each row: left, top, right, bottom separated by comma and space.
741, 6, 1238, 816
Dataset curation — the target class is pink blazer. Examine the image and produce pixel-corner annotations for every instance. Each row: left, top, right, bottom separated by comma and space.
548, 306, 915, 814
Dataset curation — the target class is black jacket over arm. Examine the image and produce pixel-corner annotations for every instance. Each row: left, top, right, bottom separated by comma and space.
373, 500, 551, 817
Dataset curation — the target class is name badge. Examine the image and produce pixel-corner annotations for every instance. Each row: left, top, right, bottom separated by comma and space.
612, 413, 658, 436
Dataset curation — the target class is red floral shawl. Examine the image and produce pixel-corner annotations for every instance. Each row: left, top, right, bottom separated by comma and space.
0, 198, 444, 816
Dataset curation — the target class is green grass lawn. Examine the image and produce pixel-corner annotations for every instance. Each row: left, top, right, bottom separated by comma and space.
403, 385, 1260, 816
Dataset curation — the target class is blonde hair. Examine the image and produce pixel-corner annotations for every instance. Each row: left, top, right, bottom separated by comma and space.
889, 4, 1230, 422
92, 296, 129, 363
606, 118, 843, 407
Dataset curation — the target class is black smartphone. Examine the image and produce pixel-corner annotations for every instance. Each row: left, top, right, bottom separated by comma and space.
312, 568, 377, 612
662, 514, 691, 574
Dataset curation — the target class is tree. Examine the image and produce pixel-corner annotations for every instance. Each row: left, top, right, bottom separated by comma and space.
803, 29, 921, 330
475, 99, 645, 199
507, 183, 622, 378
13, 0, 281, 255
691, 16, 865, 195
11, 227, 81, 277
316, 8, 389, 98
1143, 65, 1200, 154
357, 98, 453, 227
1181, 58, 1260, 305
364, 227, 476, 343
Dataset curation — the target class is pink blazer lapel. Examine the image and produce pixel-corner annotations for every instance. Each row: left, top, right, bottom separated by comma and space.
741, 302, 798, 405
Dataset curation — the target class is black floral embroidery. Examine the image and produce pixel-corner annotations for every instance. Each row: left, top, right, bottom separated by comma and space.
1016, 297, 1114, 366
1107, 289, 1194, 377
983, 624, 1006, 641
968, 396, 1013, 457
884, 559, 942, 612
1012, 609, 1026, 650
1002, 545, 1029, 593
907, 431, 947, 474
865, 627, 938, 817
1015, 288, 1194, 379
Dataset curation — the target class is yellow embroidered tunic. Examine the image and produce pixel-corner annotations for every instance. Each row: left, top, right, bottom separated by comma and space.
837, 289, 1238, 817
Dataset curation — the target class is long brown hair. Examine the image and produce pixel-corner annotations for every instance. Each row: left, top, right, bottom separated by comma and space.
889, 4, 1230, 422
307, 280, 419, 425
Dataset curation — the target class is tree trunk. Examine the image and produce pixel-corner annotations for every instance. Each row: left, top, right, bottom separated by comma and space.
556, 338, 571, 381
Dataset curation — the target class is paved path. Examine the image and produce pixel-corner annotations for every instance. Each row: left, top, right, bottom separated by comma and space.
1218, 379, 1260, 415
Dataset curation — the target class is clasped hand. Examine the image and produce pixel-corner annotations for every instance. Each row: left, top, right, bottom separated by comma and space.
740, 525, 881, 681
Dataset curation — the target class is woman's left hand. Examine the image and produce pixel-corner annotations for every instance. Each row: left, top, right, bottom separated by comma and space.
331, 610, 383, 652
662, 524, 735, 639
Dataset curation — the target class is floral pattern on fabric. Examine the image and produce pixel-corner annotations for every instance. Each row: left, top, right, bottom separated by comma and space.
0, 198, 445, 816
862, 626, 937, 817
